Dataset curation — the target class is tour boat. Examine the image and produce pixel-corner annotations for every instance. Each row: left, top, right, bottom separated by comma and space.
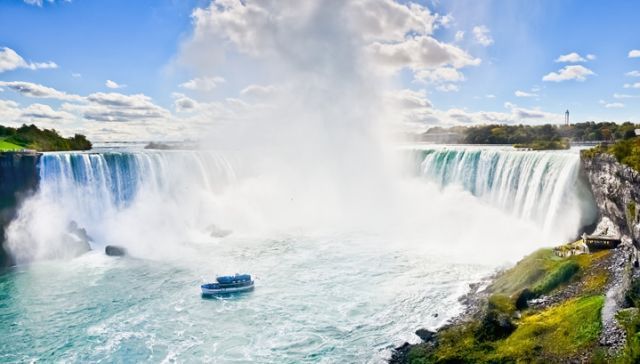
201, 274, 254, 295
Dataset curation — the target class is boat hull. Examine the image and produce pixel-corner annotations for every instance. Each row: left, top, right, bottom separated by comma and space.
201, 282, 255, 295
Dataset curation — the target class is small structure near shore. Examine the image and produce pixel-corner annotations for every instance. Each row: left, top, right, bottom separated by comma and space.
582, 233, 621, 250
553, 233, 621, 257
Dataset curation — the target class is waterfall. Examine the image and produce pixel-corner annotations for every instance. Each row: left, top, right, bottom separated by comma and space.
38, 151, 238, 211
6, 147, 597, 264
416, 146, 597, 234
6, 151, 241, 263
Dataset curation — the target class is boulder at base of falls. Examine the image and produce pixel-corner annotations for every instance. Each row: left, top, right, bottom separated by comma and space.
207, 224, 232, 238
60, 232, 91, 258
62, 221, 92, 258
105, 245, 127, 257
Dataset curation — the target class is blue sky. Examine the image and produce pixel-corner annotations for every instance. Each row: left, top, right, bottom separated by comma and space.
0, 0, 639, 140
428, 0, 640, 121
0, 0, 200, 103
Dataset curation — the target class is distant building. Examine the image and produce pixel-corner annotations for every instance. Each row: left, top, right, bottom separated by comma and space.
565, 110, 570, 126
635, 128, 640, 136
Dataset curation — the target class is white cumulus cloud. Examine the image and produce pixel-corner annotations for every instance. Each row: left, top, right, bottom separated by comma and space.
472, 25, 493, 46
555, 52, 588, 63
23, 0, 70, 6
181, 0, 480, 88
78, 92, 170, 122
629, 50, 640, 58
21, 103, 74, 120
0, 81, 82, 101
0, 47, 57, 73
179, 76, 225, 91
614, 93, 639, 99
368, 35, 480, 71
240, 84, 278, 99
515, 90, 538, 97
172, 93, 199, 112
415, 67, 465, 84
542, 65, 595, 82
105, 80, 126, 89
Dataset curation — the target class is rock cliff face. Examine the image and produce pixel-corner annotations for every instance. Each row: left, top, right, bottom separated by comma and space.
0, 152, 40, 267
581, 153, 640, 246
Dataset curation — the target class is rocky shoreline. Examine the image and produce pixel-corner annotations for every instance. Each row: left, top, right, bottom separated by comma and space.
389, 280, 489, 364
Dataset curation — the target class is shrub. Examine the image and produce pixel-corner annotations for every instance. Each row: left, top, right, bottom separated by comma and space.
475, 308, 516, 341
531, 260, 580, 296
626, 279, 640, 308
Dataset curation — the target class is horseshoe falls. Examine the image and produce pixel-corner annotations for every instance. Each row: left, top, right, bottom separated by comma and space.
0, 147, 597, 363
416, 146, 597, 237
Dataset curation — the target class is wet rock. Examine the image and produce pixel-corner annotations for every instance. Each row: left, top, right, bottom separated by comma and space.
105, 245, 127, 257
415, 329, 436, 342
389, 342, 411, 364
63, 220, 92, 257
207, 224, 232, 238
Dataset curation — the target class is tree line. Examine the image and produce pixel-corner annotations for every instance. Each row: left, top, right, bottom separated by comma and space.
0, 124, 92, 151
424, 122, 639, 145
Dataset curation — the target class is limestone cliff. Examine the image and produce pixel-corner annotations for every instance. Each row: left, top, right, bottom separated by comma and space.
581, 153, 640, 246
0, 152, 40, 267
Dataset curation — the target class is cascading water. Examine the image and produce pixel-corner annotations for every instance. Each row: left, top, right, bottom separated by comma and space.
7, 146, 597, 264
38, 151, 238, 209
6, 151, 241, 264
416, 146, 597, 236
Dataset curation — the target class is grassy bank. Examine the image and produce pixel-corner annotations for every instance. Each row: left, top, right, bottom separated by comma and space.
407, 248, 617, 363
0, 138, 23, 151
0, 124, 91, 152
